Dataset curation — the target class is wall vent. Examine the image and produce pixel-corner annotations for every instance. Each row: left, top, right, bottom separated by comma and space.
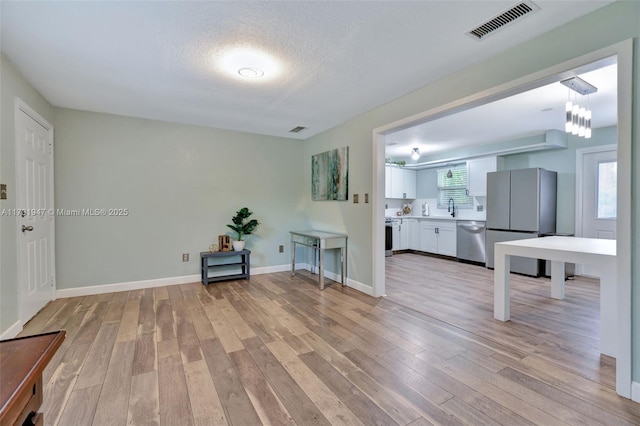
466, 1, 540, 41
289, 126, 306, 133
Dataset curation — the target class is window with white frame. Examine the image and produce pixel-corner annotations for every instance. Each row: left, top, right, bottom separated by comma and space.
437, 163, 473, 209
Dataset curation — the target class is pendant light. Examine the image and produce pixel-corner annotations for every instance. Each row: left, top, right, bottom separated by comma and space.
411, 147, 420, 161
561, 76, 597, 140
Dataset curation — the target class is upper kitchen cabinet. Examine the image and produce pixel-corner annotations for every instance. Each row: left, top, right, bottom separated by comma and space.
386, 166, 416, 199
467, 156, 505, 197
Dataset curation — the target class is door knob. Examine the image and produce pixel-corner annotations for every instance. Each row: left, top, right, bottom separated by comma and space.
21, 225, 33, 232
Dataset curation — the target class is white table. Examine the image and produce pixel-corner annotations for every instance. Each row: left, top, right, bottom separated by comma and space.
290, 230, 347, 290
494, 236, 617, 357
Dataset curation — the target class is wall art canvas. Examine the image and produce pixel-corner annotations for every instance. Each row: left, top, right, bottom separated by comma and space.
312, 146, 349, 201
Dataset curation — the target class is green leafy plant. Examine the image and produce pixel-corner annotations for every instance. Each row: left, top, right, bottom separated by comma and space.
385, 158, 406, 167
226, 207, 260, 241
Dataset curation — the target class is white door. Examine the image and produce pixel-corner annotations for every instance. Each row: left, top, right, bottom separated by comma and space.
576, 145, 616, 278
16, 101, 55, 324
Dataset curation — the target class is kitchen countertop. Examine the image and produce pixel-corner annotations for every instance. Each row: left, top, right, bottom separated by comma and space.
387, 215, 485, 221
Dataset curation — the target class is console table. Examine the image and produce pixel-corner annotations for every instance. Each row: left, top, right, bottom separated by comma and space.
1, 330, 65, 426
290, 230, 347, 290
200, 250, 251, 285
494, 236, 616, 356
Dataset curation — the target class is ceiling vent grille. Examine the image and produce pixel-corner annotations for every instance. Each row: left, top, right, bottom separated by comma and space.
466, 1, 540, 40
289, 126, 306, 133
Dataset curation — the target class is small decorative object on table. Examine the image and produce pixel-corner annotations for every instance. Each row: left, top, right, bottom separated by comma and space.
226, 207, 260, 251
218, 235, 231, 252
209, 243, 218, 252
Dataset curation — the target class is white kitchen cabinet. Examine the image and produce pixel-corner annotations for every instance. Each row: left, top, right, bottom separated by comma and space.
419, 219, 456, 256
391, 220, 400, 251
385, 166, 392, 198
399, 219, 410, 250
467, 156, 504, 197
419, 221, 437, 253
387, 166, 416, 199
436, 222, 457, 256
407, 219, 420, 250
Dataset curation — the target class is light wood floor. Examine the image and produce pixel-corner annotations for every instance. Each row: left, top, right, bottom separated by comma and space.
19, 258, 640, 425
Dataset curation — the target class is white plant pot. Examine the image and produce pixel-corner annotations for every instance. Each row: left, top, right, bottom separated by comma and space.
232, 240, 245, 251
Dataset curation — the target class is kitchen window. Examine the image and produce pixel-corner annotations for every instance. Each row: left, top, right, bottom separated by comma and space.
437, 163, 473, 209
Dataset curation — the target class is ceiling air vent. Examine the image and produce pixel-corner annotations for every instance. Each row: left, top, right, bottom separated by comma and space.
289, 126, 306, 133
466, 1, 540, 41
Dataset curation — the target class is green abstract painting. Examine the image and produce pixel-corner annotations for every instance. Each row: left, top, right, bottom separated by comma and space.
312, 146, 349, 201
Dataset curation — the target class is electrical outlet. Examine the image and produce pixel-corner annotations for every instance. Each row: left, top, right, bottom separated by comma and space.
279, 245, 284, 253
182, 253, 189, 262
353, 194, 359, 203
364, 193, 369, 203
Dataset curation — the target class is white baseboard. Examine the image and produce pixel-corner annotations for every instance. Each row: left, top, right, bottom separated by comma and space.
314, 267, 374, 296
55, 264, 294, 299
0, 320, 23, 340
632, 381, 640, 403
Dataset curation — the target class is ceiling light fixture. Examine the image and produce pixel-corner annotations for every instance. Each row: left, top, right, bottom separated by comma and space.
411, 147, 420, 161
238, 67, 264, 78
561, 76, 597, 139
217, 47, 281, 81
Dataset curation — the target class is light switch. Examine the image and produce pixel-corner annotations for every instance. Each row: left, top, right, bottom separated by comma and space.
353, 194, 359, 203
0, 184, 6, 200
364, 193, 369, 203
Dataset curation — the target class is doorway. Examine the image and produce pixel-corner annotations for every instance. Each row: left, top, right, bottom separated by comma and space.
16, 99, 56, 325
372, 40, 633, 398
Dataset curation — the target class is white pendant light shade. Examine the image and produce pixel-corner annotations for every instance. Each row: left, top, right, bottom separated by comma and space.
571, 104, 580, 135
565, 101, 573, 132
411, 147, 420, 161
585, 109, 592, 139
578, 107, 586, 137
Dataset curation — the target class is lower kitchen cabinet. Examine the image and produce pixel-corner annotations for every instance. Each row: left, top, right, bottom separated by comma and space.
419, 220, 456, 256
407, 219, 419, 250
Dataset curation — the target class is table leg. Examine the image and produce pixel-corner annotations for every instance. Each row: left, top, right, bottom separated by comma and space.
319, 248, 325, 290
494, 248, 510, 321
599, 260, 617, 357
550, 261, 565, 299
291, 241, 296, 276
341, 247, 346, 286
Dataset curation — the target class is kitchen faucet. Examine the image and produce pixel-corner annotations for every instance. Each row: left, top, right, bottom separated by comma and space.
448, 198, 456, 217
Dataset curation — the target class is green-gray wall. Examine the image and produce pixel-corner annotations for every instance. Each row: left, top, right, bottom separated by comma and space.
0, 53, 54, 334
53, 108, 306, 289
302, 1, 639, 382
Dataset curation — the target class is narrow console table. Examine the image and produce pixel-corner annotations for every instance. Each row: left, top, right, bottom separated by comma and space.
290, 230, 347, 290
1, 330, 65, 426
200, 250, 251, 285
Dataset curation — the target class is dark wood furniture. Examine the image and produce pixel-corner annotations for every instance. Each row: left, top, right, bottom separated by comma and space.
200, 250, 251, 285
0, 330, 65, 426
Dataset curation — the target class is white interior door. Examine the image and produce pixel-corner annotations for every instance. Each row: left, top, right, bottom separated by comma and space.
16, 101, 55, 324
576, 145, 616, 278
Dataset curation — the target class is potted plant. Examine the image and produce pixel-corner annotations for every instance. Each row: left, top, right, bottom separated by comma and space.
226, 207, 260, 251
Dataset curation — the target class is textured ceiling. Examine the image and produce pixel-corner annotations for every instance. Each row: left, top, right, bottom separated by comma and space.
1, 1, 614, 140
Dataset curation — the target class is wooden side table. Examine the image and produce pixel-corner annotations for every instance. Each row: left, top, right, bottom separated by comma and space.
200, 250, 251, 285
0, 330, 65, 426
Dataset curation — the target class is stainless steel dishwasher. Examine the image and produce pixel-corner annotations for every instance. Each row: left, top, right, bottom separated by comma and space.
456, 220, 486, 264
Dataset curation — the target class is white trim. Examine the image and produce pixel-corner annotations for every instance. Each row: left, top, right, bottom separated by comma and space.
372, 39, 633, 398
55, 263, 370, 299
0, 320, 23, 340
15, 98, 56, 325
632, 382, 640, 403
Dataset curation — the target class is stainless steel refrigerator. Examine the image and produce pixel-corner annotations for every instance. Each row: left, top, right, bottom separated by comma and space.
485, 168, 557, 276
